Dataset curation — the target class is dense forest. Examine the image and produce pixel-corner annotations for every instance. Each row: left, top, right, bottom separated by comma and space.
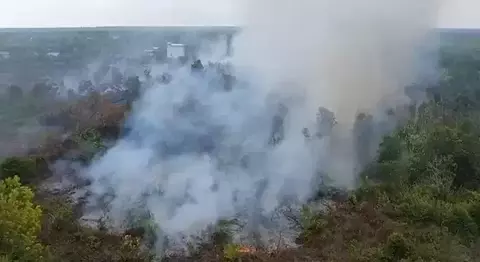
2, 38, 480, 261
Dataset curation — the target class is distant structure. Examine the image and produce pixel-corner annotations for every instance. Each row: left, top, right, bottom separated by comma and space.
167, 42, 186, 59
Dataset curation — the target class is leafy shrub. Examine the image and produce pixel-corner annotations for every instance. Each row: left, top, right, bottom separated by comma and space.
0, 176, 45, 261
383, 232, 412, 260
223, 243, 242, 261
72, 128, 106, 162
0, 156, 47, 183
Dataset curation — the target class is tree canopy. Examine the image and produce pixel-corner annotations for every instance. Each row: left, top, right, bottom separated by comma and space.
0, 176, 45, 261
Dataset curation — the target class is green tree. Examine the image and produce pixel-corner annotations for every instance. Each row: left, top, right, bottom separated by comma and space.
0, 157, 48, 184
0, 176, 45, 261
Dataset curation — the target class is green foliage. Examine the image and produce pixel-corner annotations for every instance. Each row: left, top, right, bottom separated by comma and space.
0, 156, 47, 183
5, 33, 480, 262
72, 128, 106, 162
213, 219, 240, 245
296, 44, 480, 262
299, 205, 326, 235
73, 128, 105, 149
376, 227, 471, 262
124, 207, 159, 248
0, 176, 45, 261
223, 243, 242, 261
40, 199, 153, 262
39, 195, 75, 232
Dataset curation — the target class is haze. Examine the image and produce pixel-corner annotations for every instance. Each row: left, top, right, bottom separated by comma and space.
0, 0, 479, 28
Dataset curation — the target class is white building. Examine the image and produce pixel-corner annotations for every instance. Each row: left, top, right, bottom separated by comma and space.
167, 42, 186, 59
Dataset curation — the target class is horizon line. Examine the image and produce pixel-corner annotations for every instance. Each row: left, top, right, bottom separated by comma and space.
0, 25, 477, 31
0, 25, 238, 29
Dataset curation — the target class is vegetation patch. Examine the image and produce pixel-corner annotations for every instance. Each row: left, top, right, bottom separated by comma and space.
0, 176, 46, 261
0, 156, 48, 184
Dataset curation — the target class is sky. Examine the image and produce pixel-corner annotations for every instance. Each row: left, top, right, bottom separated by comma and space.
0, 0, 479, 28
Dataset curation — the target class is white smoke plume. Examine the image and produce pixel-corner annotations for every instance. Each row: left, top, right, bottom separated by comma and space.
82, 0, 441, 252
85, 66, 319, 246
233, 0, 440, 122
231, 0, 440, 187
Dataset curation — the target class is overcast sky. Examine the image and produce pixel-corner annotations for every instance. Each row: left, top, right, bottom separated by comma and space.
0, 0, 478, 28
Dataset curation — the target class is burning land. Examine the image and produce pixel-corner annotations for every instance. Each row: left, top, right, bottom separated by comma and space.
4, 2, 480, 262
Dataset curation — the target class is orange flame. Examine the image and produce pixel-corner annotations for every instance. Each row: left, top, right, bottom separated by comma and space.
238, 245, 257, 254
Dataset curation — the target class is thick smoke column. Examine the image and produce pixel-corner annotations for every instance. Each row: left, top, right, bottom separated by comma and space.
83, 0, 441, 252
233, 0, 440, 123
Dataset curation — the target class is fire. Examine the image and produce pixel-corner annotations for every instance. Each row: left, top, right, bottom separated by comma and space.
238, 245, 257, 254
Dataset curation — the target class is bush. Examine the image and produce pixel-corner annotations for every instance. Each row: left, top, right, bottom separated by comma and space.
0, 176, 45, 261
223, 243, 242, 261
72, 128, 106, 162
383, 232, 412, 260
0, 156, 47, 183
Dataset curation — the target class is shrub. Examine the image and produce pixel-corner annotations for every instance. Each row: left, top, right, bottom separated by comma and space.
0, 176, 45, 261
223, 243, 242, 261
0, 156, 47, 183
383, 232, 412, 261
72, 128, 106, 162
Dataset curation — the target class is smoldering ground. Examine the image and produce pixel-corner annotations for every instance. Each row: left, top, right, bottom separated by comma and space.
79, 0, 442, 254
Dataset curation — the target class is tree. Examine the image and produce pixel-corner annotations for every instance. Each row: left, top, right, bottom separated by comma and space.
0, 157, 48, 184
191, 59, 204, 72
124, 76, 141, 104
0, 176, 45, 261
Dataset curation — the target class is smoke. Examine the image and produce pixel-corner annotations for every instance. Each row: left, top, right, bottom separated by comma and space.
84, 66, 319, 247
230, 0, 441, 187
233, 0, 440, 123
82, 0, 441, 253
